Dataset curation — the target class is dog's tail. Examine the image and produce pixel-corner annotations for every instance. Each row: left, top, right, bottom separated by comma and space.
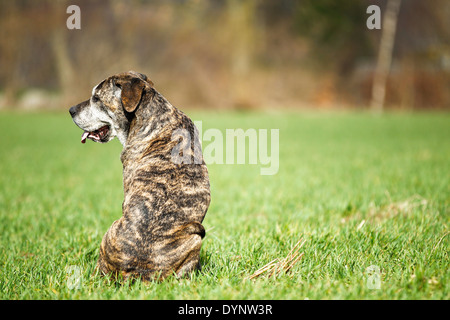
179, 221, 205, 239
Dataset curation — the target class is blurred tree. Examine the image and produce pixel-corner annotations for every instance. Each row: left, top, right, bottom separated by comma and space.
294, 0, 372, 75
226, 0, 261, 107
50, 0, 77, 105
0, 2, 26, 105
370, 0, 402, 112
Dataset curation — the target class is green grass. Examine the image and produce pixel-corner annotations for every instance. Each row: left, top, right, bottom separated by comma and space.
0, 110, 448, 299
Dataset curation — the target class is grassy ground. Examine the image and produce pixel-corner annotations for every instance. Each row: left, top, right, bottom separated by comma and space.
0, 110, 448, 299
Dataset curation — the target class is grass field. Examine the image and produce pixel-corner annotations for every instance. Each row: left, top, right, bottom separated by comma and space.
0, 110, 448, 299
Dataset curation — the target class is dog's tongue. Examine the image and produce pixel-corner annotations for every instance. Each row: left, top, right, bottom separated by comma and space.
81, 131, 89, 144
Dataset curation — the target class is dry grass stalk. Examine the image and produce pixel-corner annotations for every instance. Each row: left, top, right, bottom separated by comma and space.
341, 195, 429, 225
369, 195, 428, 221
246, 239, 306, 280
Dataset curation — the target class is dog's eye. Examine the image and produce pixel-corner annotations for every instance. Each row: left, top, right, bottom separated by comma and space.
92, 96, 100, 103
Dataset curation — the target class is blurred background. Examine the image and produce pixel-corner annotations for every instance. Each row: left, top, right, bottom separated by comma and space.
0, 0, 449, 111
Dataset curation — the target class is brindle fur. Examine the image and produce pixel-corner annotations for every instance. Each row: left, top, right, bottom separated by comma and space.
69, 71, 210, 281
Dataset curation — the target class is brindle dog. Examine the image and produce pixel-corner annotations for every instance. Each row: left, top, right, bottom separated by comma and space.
69, 71, 210, 281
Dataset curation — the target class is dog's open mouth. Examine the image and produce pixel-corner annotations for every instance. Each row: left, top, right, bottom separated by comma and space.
81, 125, 110, 144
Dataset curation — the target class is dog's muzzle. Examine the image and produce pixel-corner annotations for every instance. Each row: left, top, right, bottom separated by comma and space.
69, 105, 111, 144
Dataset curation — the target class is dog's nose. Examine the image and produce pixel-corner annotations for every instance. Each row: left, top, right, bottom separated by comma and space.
69, 106, 76, 117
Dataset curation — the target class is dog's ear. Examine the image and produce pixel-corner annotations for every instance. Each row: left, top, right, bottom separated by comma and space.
128, 71, 154, 87
115, 76, 146, 113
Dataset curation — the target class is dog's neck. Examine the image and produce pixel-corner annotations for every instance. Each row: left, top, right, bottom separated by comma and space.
119, 90, 178, 166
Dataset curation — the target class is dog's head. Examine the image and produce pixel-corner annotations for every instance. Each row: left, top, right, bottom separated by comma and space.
69, 71, 154, 146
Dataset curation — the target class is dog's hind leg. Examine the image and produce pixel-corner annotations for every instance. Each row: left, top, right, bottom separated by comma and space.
164, 221, 205, 278
175, 234, 203, 277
